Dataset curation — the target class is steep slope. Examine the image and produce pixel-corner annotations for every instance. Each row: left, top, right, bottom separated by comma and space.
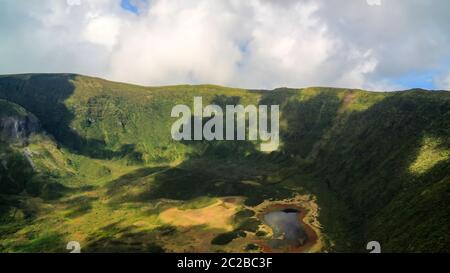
265, 88, 450, 251
0, 99, 42, 195
0, 74, 260, 163
307, 91, 450, 252
0, 74, 448, 252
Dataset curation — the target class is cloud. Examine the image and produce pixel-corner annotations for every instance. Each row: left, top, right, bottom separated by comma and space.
67, 0, 81, 6
1, 0, 450, 90
435, 72, 450, 90
366, 0, 382, 6
111, 0, 246, 86
83, 15, 122, 50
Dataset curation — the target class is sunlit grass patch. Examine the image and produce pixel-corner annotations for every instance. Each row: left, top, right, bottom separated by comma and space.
159, 198, 241, 231
410, 136, 449, 175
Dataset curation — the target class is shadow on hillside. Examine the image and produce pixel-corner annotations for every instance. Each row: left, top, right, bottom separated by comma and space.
106, 155, 296, 207
102, 92, 366, 210
0, 74, 142, 160
104, 93, 301, 206
305, 91, 449, 211
62, 195, 98, 218
106, 166, 169, 197
83, 221, 166, 253
177, 94, 274, 159
266, 88, 450, 251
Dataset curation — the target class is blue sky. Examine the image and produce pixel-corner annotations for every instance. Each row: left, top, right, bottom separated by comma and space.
391, 72, 435, 90
120, 0, 140, 15
388, 61, 450, 90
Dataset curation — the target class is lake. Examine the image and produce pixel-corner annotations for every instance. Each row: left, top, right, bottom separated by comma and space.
263, 208, 308, 249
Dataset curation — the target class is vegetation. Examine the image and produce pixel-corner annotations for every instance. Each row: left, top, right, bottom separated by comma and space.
0, 74, 448, 252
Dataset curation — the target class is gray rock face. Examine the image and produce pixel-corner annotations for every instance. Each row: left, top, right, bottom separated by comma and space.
0, 115, 40, 145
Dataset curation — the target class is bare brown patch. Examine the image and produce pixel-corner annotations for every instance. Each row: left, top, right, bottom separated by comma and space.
159, 198, 241, 231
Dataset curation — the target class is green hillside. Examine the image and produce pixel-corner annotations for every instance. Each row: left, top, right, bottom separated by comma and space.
0, 74, 448, 253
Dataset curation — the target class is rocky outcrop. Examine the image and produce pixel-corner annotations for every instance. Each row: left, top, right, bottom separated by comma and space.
0, 115, 40, 145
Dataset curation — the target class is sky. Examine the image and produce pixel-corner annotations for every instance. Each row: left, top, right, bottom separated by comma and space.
1, 0, 450, 91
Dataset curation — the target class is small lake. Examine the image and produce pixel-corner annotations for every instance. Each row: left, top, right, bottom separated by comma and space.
263, 208, 308, 249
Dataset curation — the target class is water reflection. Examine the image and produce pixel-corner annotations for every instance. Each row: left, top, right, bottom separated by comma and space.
263, 208, 308, 248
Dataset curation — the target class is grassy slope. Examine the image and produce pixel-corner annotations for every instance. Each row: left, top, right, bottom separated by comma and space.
0, 74, 449, 252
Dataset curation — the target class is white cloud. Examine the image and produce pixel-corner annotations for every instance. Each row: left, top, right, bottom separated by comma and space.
83, 15, 122, 50
435, 72, 450, 91
366, 0, 382, 6
110, 0, 245, 86
67, 0, 81, 6
1, 0, 450, 90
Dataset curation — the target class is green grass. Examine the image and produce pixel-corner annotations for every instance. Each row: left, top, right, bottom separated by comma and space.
0, 74, 449, 252
0, 99, 28, 117
178, 197, 218, 210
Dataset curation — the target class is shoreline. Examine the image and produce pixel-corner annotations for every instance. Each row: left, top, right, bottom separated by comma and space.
251, 195, 322, 253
